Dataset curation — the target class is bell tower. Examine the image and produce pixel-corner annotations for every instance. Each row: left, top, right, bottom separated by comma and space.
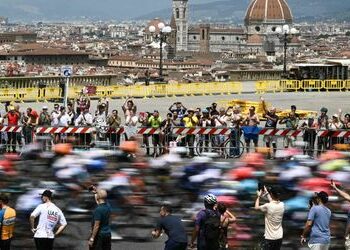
172, 0, 188, 51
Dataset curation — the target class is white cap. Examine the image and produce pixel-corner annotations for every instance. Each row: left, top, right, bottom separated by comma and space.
42, 106, 48, 110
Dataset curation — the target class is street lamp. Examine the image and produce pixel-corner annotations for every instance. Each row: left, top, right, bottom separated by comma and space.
276, 24, 298, 78
149, 22, 172, 81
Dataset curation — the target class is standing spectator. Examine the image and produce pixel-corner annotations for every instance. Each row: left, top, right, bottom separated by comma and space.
316, 107, 329, 156
0, 194, 16, 250
300, 115, 318, 157
227, 105, 243, 157
139, 112, 150, 155
210, 103, 219, 117
255, 186, 285, 250
76, 89, 91, 115
160, 113, 175, 151
38, 106, 52, 149
217, 203, 236, 250
329, 114, 343, 147
212, 107, 228, 151
301, 191, 331, 250
14, 104, 23, 149
182, 109, 198, 157
122, 97, 137, 119
51, 104, 60, 127
107, 110, 121, 148
198, 109, 212, 153
58, 107, 70, 127
24, 109, 39, 144
30, 190, 67, 250
331, 180, 350, 249
279, 110, 299, 148
145, 69, 150, 86
88, 187, 111, 250
261, 97, 279, 158
190, 194, 220, 250
169, 102, 187, 118
38, 106, 51, 126
75, 108, 93, 146
124, 110, 138, 140
67, 102, 76, 126
242, 106, 260, 152
148, 110, 162, 156
152, 204, 188, 250
98, 96, 109, 115
94, 104, 108, 141
3, 106, 20, 152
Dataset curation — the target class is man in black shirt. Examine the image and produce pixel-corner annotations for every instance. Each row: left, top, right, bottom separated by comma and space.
152, 205, 188, 250
210, 103, 219, 117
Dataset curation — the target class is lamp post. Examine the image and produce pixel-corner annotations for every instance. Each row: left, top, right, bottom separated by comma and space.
149, 22, 172, 81
276, 25, 298, 78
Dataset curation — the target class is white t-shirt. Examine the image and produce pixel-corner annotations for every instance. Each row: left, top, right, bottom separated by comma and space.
51, 111, 61, 127
31, 202, 67, 239
59, 114, 71, 127
259, 201, 285, 240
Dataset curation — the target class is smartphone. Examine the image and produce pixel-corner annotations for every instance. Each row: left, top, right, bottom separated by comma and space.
258, 182, 264, 191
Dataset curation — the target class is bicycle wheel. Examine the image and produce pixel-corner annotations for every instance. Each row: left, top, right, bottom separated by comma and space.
224, 139, 245, 158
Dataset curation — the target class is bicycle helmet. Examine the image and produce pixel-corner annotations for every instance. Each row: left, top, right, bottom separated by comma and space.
204, 194, 217, 205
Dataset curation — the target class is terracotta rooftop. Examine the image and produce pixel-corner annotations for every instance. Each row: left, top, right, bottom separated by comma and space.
245, 0, 293, 25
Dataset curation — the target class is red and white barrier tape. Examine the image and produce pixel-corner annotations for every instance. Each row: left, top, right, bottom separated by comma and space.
259, 128, 303, 137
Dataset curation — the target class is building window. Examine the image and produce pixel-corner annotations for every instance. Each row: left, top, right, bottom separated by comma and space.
255, 26, 260, 32
221, 36, 225, 41
236, 37, 239, 41
176, 8, 180, 19
202, 30, 205, 40
271, 27, 276, 32
193, 36, 196, 40
184, 8, 186, 18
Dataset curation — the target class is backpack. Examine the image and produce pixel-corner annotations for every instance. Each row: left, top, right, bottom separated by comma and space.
203, 209, 221, 250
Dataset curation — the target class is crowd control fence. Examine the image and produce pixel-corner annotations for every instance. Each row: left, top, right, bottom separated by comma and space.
0, 125, 350, 158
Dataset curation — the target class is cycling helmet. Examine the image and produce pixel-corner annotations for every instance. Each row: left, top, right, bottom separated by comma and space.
204, 194, 217, 205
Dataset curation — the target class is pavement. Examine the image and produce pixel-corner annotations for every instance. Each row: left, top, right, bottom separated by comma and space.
16, 91, 350, 120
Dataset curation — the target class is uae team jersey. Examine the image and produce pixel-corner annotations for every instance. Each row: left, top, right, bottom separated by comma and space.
31, 203, 67, 239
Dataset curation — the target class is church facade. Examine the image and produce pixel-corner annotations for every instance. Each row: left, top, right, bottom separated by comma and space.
169, 0, 299, 55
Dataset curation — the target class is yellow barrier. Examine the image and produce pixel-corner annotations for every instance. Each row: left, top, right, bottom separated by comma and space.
279, 80, 300, 92
256, 81, 268, 94
11, 81, 244, 101
0, 88, 17, 102
16, 87, 40, 102
301, 80, 323, 92
345, 80, 350, 91
324, 80, 345, 91
266, 80, 280, 93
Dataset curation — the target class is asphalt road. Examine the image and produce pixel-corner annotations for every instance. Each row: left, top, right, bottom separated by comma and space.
13, 91, 350, 119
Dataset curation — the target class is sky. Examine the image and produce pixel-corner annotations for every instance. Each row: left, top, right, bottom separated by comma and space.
0, 0, 219, 21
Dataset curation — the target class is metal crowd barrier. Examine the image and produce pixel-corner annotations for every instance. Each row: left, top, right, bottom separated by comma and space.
255, 79, 350, 94
0, 125, 350, 157
0, 82, 243, 102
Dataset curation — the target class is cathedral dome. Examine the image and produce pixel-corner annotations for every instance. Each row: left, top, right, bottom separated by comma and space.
245, 0, 293, 25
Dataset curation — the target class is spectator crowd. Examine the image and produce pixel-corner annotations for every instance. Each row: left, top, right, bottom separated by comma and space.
0, 94, 350, 157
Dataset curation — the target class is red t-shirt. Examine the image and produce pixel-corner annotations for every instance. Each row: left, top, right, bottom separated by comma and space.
7, 112, 19, 126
